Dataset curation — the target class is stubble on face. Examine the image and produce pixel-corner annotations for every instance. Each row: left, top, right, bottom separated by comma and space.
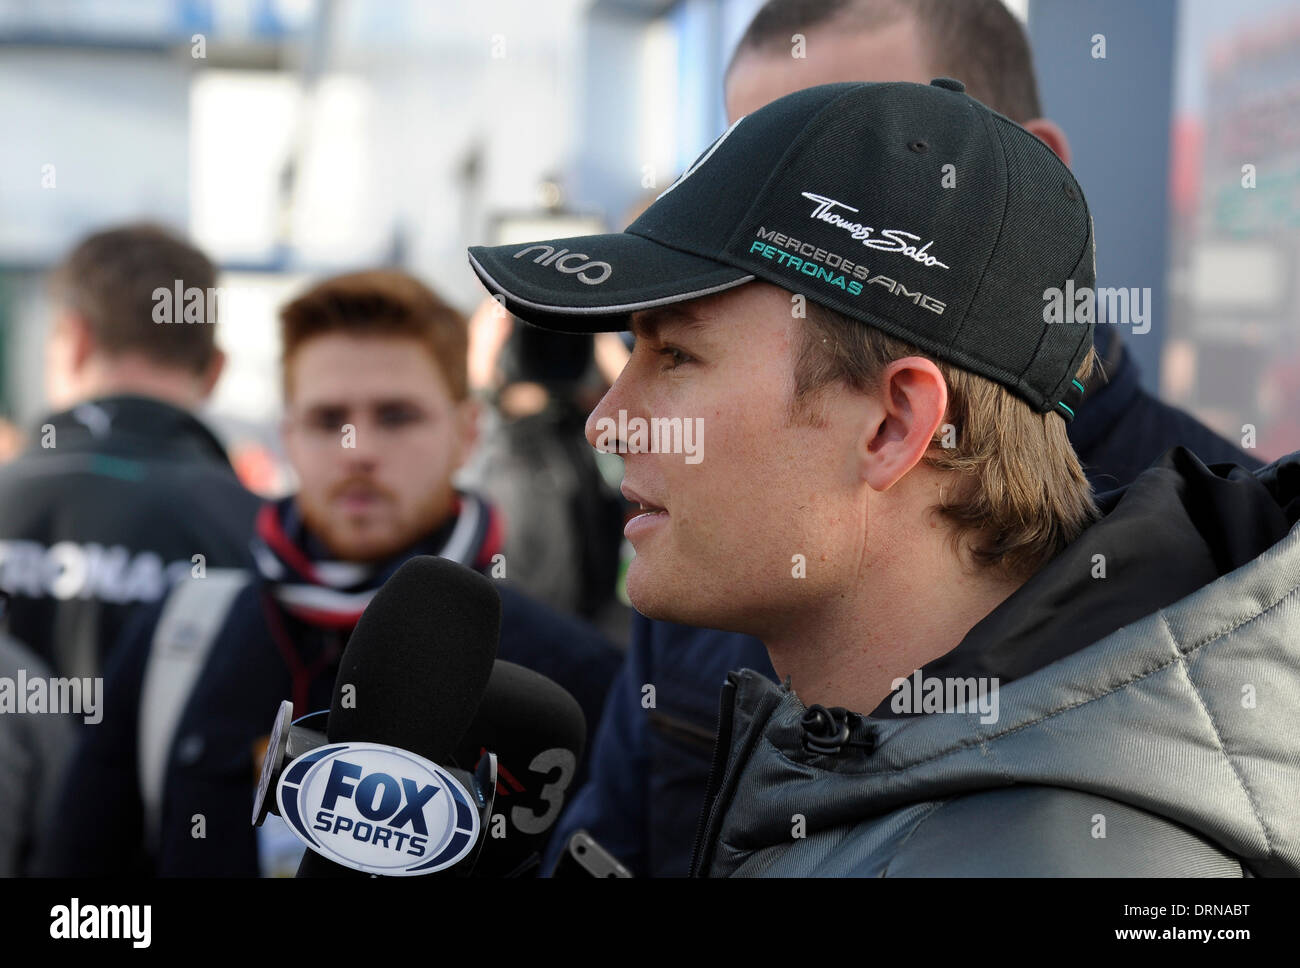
604, 284, 866, 639
296, 467, 457, 563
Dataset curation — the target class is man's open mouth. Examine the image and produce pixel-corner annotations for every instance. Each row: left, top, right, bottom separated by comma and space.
621, 483, 667, 517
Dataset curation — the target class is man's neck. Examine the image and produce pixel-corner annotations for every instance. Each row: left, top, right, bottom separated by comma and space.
58, 360, 207, 414
762, 538, 1027, 714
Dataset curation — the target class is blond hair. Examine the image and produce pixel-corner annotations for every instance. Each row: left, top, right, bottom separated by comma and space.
792, 303, 1099, 580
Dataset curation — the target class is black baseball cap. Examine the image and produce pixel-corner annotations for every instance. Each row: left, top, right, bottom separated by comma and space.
468, 79, 1096, 421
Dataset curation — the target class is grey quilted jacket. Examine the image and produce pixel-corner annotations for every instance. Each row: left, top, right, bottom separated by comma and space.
691, 448, 1300, 877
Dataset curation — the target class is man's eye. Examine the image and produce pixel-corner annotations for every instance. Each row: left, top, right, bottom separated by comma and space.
376, 407, 424, 428
307, 410, 346, 430
658, 347, 692, 370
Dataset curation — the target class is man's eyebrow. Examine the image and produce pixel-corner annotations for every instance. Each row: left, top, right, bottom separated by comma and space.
630, 305, 708, 340
298, 397, 423, 412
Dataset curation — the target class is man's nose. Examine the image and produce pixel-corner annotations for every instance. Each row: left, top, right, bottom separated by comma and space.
585, 387, 617, 453
341, 417, 381, 462
585, 364, 638, 454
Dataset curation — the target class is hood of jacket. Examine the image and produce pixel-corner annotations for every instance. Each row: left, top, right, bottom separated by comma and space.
694, 447, 1300, 877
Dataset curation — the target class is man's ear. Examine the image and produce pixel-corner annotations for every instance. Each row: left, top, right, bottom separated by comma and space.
1023, 117, 1071, 168
61, 311, 96, 375
451, 395, 481, 472
278, 404, 295, 442
198, 347, 226, 400
467, 297, 513, 394
861, 357, 947, 492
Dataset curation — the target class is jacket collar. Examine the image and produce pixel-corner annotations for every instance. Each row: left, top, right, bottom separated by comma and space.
1067, 329, 1142, 457
31, 394, 234, 468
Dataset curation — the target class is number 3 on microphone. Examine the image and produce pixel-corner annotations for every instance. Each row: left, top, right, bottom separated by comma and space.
511, 748, 577, 836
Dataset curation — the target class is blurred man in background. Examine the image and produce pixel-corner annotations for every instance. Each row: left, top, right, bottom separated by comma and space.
0, 595, 75, 876
40, 269, 620, 876
462, 299, 630, 644
0, 223, 259, 682
547, 0, 1266, 877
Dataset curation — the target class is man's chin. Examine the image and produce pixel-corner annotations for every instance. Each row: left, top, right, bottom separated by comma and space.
624, 561, 671, 619
626, 561, 720, 628
315, 526, 408, 563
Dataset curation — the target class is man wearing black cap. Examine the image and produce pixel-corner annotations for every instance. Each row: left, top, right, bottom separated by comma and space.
470, 81, 1300, 875
547, 0, 1269, 880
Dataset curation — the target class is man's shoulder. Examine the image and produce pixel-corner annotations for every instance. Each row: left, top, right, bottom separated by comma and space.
855, 786, 1246, 877
494, 583, 624, 728
496, 583, 619, 663
1097, 384, 1263, 475
632, 614, 772, 682
0, 437, 259, 529
121, 571, 264, 669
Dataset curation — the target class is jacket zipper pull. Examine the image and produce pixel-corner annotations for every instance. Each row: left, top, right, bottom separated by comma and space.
688, 674, 741, 877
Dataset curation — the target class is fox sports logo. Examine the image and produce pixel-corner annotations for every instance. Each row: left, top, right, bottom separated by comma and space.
276, 742, 480, 876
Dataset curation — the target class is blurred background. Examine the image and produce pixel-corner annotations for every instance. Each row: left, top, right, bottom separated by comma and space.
0, 0, 1298, 484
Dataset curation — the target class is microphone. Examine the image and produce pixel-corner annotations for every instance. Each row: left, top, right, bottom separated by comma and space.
295, 555, 501, 877
453, 661, 587, 877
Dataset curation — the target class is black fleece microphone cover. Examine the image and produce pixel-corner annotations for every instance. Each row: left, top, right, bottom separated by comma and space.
454, 660, 587, 877
327, 555, 500, 758
297, 555, 501, 878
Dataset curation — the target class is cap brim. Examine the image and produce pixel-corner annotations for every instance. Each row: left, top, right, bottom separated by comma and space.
468, 232, 754, 333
